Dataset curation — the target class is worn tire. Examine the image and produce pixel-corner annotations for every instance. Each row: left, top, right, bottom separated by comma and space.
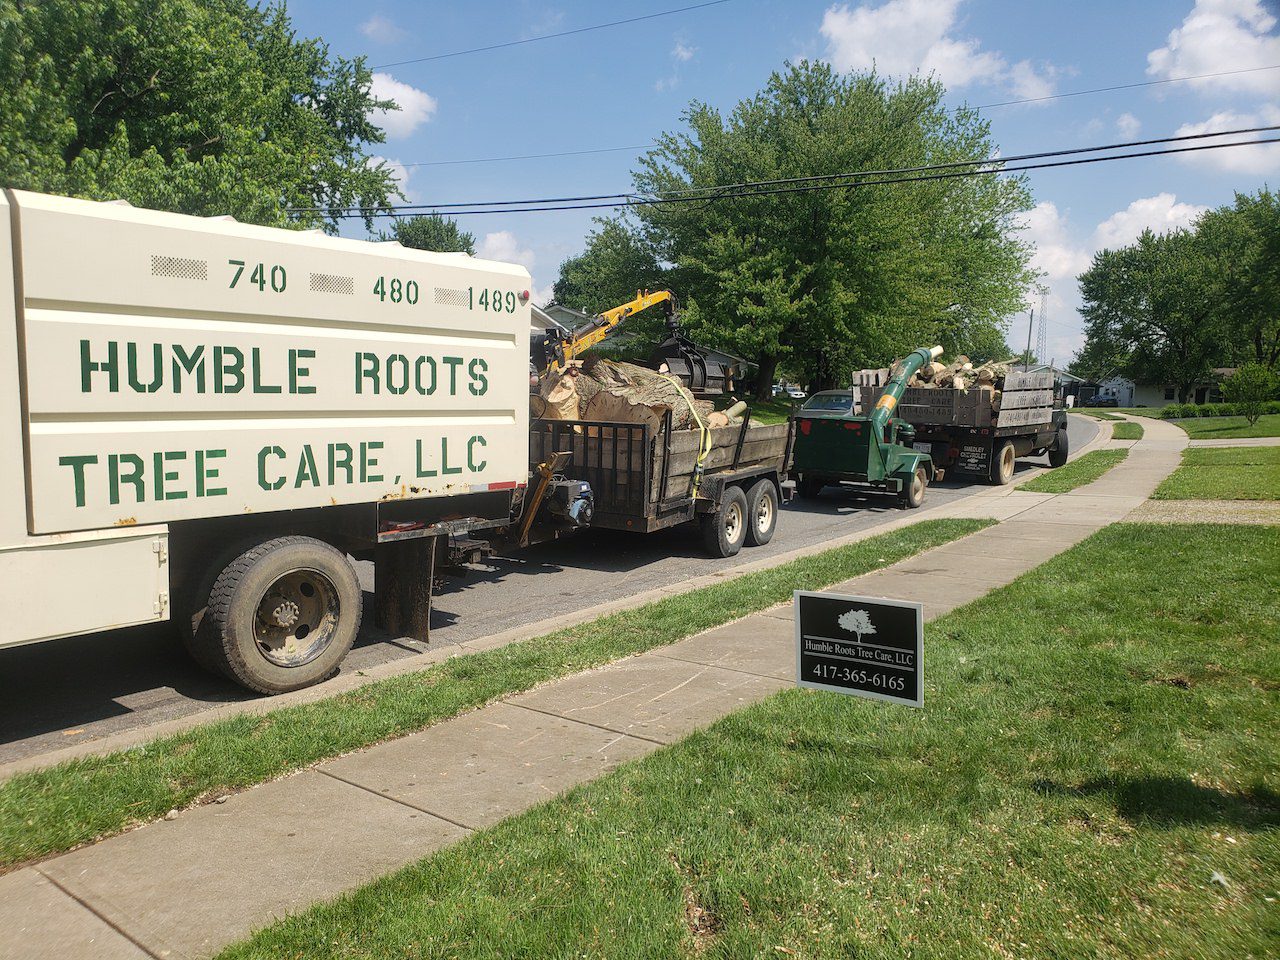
796, 476, 825, 500
700, 485, 749, 558
188, 536, 361, 694
1048, 426, 1069, 468
990, 440, 1016, 485
900, 466, 928, 509
745, 478, 779, 547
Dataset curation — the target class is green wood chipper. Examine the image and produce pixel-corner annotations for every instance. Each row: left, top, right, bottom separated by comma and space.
791, 345, 942, 507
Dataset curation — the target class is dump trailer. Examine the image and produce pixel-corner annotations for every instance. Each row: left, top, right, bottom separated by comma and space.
0, 190, 531, 693
859, 369, 1068, 484
528, 410, 793, 557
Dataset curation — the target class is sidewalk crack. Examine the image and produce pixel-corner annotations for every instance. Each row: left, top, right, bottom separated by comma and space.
33, 868, 166, 960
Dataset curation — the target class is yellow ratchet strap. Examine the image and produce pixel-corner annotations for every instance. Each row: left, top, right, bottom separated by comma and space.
657, 373, 713, 499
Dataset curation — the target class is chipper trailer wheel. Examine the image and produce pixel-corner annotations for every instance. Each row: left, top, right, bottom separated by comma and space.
745, 478, 779, 547
187, 536, 362, 694
1048, 425, 1069, 468
900, 466, 928, 509
796, 476, 825, 500
990, 439, 1017, 485
701, 485, 749, 558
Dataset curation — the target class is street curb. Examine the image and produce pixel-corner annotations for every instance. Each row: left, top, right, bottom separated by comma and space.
0, 415, 1106, 781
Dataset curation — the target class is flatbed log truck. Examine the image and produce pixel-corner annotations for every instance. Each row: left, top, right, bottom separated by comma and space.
0, 191, 788, 694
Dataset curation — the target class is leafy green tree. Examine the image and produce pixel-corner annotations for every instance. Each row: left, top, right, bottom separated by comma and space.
552, 217, 669, 318
1196, 189, 1280, 371
380, 216, 476, 254
1220, 363, 1279, 425
625, 61, 1034, 395
1078, 229, 1223, 402
0, 0, 398, 230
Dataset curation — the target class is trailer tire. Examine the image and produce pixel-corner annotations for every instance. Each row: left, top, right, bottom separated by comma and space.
1048, 426, 1069, 467
700, 485, 749, 558
990, 440, 1016, 485
745, 479, 778, 547
189, 536, 361, 694
796, 476, 825, 500
900, 467, 927, 509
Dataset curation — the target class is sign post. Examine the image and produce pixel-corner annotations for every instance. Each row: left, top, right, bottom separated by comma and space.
794, 591, 923, 707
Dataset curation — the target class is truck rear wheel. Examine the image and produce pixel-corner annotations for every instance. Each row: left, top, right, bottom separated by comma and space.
1048, 426, 1069, 467
990, 440, 1016, 485
700, 485, 749, 558
745, 479, 778, 547
188, 536, 361, 694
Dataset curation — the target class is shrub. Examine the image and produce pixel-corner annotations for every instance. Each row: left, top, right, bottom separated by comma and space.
1220, 364, 1280, 426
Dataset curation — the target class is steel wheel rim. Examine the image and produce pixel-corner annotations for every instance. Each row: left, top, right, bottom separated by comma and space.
755, 491, 773, 535
253, 568, 340, 668
725, 500, 744, 544
1001, 446, 1015, 480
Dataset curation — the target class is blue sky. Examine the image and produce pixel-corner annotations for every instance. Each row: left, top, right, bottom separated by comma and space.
290, 0, 1280, 364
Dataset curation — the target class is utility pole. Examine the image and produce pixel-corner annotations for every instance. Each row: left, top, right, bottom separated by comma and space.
1037, 295, 1048, 371
1023, 308, 1035, 371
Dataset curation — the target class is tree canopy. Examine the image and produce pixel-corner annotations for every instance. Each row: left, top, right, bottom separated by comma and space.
0, 0, 398, 230
1075, 188, 1280, 394
553, 61, 1035, 395
380, 215, 476, 255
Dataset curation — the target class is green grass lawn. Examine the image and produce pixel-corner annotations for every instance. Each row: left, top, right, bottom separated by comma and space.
744, 397, 797, 425
1111, 421, 1145, 440
1171, 414, 1280, 440
1153, 446, 1280, 501
223, 523, 1280, 960
1073, 408, 1122, 420
1076, 406, 1165, 418
0, 519, 990, 869
1019, 448, 1127, 493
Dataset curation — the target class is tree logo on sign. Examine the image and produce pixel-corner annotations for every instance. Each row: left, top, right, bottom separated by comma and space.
838, 609, 877, 642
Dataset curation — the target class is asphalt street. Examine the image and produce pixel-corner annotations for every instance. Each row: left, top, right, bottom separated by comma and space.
0, 417, 1096, 764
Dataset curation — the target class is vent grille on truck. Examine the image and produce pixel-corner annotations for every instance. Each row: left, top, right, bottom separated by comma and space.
310, 272, 355, 295
150, 255, 208, 281
434, 287, 469, 307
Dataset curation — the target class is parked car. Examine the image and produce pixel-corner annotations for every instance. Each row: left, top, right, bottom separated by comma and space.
1085, 394, 1119, 407
799, 390, 856, 418
785, 386, 807, 400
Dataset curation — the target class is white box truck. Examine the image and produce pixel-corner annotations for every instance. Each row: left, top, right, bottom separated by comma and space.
0, 189, 530, 692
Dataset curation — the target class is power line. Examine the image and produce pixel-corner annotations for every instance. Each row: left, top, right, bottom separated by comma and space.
306, 125, 1280, 216
392, 137, 1280, 217
379, 64, 1280, 170
400, 144, 653, 168
974, 63, 1280, 109
372, 0, 734, 69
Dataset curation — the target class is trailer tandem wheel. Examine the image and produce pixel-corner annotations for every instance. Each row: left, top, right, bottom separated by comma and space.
745, 478, 778, 546
700, 485, 749, 558
188, 536, 362, 694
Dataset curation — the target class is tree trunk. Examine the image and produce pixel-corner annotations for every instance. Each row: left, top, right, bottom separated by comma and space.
753, 356, 778, 401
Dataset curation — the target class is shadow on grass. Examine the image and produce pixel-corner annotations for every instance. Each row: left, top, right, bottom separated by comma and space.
1036, 776, 1280, 830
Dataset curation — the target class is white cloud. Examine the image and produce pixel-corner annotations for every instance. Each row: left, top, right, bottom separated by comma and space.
656, 39, 697, 92
1021, 201, 1091, 283
478, 231, 536, 271
1172, 105, 1280, 173
1147, 0, 1280, 95
1006, 59, 1057, 100
1092, 193, 1208, 251
360, 15, 406, 44
368, 73, 437, 140
821, 0, 1005, 88
1116, 112, 1142, 139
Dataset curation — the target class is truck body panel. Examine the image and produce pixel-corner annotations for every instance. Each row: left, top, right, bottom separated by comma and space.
7, 190, 529, 534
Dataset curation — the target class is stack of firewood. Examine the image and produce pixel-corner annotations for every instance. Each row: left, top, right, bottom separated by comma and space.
890, 356, 1016, 413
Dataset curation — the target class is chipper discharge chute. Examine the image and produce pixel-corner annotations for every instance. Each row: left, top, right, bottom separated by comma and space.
791, 345, 942, 507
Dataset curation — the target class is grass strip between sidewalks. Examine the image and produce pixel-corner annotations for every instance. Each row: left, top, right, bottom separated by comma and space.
1153, 446, 1280, 502
1019, 448, 1127, 494
1111, 421, 1144, 440
223, 523, 1280, 960
1172, 413, 1280, 440
0, 518, 992, 870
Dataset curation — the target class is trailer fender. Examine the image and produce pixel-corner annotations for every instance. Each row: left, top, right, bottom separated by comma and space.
892, 452, 935, 487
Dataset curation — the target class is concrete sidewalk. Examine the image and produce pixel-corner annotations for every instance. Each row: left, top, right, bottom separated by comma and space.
1, 418, 1181, 960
